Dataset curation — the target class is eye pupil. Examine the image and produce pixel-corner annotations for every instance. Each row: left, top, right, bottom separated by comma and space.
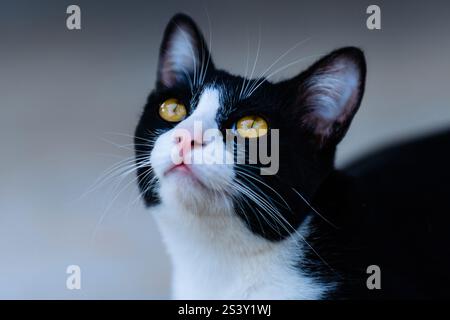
235, 116, 268, 138
159, 98, 187, 122
167, 104, 177, 114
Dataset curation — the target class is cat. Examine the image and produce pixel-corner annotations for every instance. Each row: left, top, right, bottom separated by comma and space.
134, 13, 450, 299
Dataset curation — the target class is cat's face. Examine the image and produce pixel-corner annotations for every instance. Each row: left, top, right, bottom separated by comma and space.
135, 14, 366, 240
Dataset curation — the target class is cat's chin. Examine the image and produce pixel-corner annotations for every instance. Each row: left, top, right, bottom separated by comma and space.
162, 169, 206, 194
159, 172, 232, 215
163, 164, 208, 189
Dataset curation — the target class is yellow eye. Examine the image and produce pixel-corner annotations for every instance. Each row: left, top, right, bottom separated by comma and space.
235, 115, 268, 138
159, 98, 187, 122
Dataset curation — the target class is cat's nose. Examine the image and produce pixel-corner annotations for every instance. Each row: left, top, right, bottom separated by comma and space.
173, 130, 205, 158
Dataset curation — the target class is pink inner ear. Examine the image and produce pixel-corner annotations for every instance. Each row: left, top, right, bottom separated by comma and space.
160, 26, 199, 87
161, 59, 178, 88
300, 58, 361, 145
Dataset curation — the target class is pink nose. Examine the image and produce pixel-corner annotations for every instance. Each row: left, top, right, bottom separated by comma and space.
174, 129, 204, 159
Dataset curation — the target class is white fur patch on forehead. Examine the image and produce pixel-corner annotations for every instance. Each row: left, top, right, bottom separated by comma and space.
194, 87, 220, 115
187, 87, 221, 126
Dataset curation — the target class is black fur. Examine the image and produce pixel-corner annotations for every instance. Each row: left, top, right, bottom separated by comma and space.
135, 13, 365, 240
135, 14, 450, 298
307, 130, 450, 299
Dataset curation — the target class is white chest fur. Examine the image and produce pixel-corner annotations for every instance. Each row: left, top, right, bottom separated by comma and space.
152, 203, 329, 300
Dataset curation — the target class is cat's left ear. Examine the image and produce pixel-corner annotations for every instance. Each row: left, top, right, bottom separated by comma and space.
157, 13, 214, 89
290, 47, 366, 148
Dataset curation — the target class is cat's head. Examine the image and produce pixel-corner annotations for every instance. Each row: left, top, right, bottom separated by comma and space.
135, 14, 366, 240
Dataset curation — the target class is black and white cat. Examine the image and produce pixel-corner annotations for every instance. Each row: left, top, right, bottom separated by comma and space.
134, 14, 450, 299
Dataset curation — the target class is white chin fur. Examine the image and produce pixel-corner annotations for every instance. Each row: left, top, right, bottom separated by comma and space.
158, 171, 234, 216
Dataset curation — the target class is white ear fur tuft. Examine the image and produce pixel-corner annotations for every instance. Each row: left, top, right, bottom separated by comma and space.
160, 26, 198, 87
305, 59, 359, 121
157, 14, 212, 88
297, 48, 366, 147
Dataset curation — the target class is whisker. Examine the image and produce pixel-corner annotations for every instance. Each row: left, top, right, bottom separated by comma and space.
246, 54, 323, 97
79, 155, 148, 200
238, 30, 252, 100
292, 187, 339, 229
242, 24, 262, 98
235, 167, 291, 210
233, 172, 339, 276
92, 165, 153, 239
244, 37, 311, 98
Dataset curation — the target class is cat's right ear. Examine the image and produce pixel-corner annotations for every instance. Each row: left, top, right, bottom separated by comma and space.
288, 47, 366, 149
157, 14, 214, 89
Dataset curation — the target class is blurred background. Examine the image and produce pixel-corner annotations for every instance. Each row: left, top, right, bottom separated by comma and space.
0, 0, 449, 298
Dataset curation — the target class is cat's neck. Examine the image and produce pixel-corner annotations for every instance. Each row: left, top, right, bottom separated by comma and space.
155, 201, 280, 256
153, 203, 330, 299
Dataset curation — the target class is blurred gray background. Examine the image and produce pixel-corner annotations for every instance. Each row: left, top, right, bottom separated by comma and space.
0, 0, 449, 298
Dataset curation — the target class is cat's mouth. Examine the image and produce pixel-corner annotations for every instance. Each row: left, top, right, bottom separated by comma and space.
164, 163, 191, 176
163, 163, 207, 188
